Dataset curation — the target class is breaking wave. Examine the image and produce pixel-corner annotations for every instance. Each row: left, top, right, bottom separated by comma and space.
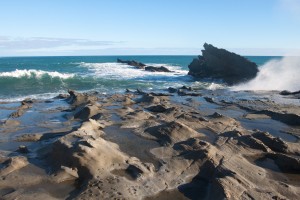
232, 57, 300, 91
78, 62, 188, 79
0, 69, 75, 79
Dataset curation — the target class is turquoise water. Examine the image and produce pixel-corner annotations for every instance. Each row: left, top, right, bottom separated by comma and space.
0, 56, 281, 100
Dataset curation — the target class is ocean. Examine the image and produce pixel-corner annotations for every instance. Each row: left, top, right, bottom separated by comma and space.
0, 56, 282, 101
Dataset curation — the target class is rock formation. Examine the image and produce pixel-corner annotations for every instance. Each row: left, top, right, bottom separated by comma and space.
145, 66, 172, 72
117, 59, 146, 69
1, 89, 300, 199
188, 43, 258, 85
117, 59, 172, 72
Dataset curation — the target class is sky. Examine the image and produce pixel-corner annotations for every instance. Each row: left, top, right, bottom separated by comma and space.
0, 0, 300, 56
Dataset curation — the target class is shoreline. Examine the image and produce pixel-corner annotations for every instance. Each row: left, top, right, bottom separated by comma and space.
0, 88, 299, 199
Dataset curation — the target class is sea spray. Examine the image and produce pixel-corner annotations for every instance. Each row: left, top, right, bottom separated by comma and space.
232, 56, 300, 91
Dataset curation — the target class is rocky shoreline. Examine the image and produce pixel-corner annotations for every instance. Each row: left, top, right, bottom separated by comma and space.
0, 88, 300, 199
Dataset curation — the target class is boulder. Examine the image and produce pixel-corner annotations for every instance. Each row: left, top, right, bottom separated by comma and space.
117, 59, 146, 69
188, 43, 258, 85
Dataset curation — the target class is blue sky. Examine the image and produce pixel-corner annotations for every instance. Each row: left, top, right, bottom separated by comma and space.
0, 0, 299, 56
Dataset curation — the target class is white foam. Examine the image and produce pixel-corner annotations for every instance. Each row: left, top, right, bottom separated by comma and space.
0, 92, 62, 102
232, 57, 300, 91
191, 81, 225, 90
0, 69, 75, 79
78, 62, 188, 79
207, 82, 225, 90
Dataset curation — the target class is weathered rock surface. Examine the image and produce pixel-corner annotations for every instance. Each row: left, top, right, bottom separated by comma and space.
67, 90, 98, 107
146, 104, 168, 113
145, 121, 203, 145
1, 90, 300, 200
9, 99, 34, 118
0, 156, 29, 176
74, 104, 101, 121
232, 99, 300, 126
188, 43, 258, 85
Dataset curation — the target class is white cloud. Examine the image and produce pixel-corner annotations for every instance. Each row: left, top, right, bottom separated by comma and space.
0, 36, 122, 50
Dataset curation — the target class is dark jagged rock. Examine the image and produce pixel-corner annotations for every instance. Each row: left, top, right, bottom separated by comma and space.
135, 89, 146, 95
145, 66, 172, 72
117, 59, 172, 72
168, 87, 177, 93
204, 97, 215, 104
211, 112, 223, 118
177, 89, 202, 96
280, 90, 300, 96
252, 131, 289, 153
9, 99, 34, 118
117, 58, 146, 69
74, 104, 100, 121
17, 145, 29, 154
67, 90, 98, 107
146, 105, 168, 113
149, 92, 173, 96
188, 43, 258, 85
54, 93, 69, 99
266, 153, 300, 172
180, 86, 192, 91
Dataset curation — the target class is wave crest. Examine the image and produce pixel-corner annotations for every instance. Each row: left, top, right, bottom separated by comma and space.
0, 69, 75, 79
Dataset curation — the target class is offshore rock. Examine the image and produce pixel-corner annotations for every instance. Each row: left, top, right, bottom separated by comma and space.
117, 58, 146, 69
188, 43, 258, 85
117, 59, 172, 72
145, 66, 172, 72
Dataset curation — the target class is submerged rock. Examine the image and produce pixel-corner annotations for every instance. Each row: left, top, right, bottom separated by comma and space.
280, 90, 300, 96
117, 58, 146, 69
168, 87, 177, 93
145, 66, 172, 72
117, 59, 172, 72
9, 99, 34, 118
188, 43, 258, 85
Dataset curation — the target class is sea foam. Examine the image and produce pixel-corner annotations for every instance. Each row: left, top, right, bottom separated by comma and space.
0, 69, 75, 79
232, 56, 300, 91
78, 62, 188, 79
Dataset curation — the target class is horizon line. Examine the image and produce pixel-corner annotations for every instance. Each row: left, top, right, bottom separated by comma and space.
0, 54, 288, 58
